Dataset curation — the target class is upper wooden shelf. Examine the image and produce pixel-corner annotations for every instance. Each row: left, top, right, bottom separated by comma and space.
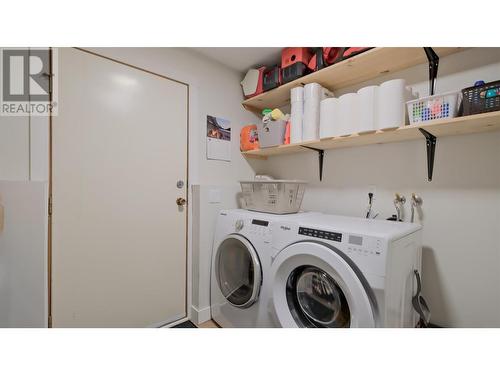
242, 47, 466, 114
242, 112, 500, 159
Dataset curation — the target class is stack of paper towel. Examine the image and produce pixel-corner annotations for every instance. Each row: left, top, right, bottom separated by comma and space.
290, 83, 334, 143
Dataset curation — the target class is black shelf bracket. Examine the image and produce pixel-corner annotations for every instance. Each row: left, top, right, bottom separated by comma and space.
423, 47, 439, 96
419, 128, 437, 182
301, 146, 325, 181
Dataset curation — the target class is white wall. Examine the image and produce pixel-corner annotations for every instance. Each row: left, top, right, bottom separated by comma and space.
0, 47, 50, 327
0, 48, 50, 181
256, 48, 500, 327
0, 117, 30, 180
0, 181, 48, 327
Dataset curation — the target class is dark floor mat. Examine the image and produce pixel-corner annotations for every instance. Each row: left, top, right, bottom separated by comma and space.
171, 320, 197, 328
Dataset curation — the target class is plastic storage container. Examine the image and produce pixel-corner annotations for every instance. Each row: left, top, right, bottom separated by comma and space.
240, 180, 307, 214
407, 91, 461, 124
256, 118, 287, 148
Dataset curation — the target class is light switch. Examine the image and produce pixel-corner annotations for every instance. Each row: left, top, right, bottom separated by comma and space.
208, 188, 222, 204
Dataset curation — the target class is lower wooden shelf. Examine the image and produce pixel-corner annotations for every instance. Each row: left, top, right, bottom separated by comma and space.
241, 112, 500, 160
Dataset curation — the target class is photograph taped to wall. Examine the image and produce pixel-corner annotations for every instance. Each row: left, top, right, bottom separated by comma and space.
206, 115, 231, 161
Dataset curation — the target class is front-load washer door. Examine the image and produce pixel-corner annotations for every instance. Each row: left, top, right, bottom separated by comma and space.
271, 241, 376, 328
215, 234, 262, 309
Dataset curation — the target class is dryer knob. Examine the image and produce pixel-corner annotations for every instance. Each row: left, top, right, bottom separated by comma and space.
235, 219, 244, 232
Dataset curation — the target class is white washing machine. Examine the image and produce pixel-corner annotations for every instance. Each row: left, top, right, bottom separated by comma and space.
265, 213, 422, 328
210, 209, 314, 328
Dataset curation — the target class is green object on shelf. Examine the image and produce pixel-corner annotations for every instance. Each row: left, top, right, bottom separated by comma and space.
262, 108, 272, 116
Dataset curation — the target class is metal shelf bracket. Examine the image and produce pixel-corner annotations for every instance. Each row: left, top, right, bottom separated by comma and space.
301, 146, 325, 181
419, 128, 437, 182
423, 47, 439, 96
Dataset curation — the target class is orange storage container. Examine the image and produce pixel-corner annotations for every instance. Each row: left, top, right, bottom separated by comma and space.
240, 125, 260, 151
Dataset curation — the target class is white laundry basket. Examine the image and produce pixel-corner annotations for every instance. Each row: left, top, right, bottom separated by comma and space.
240, 180, 307, 214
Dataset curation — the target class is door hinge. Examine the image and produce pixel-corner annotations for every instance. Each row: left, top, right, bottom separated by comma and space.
48, 195, 52, 216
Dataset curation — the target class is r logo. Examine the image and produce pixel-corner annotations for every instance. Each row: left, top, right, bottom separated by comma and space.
2, 49, 50, 101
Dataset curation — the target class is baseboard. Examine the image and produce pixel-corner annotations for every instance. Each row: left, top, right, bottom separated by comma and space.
190, 305, 211, 325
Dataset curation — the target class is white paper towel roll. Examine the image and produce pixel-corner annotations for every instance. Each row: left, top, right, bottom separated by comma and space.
319, 98, 338, 138
290, 86, 304, 144
291, 86, 304, 102
357, 85, 378, 133
303, 83, 332, 141
304, 82, 322, 100
336, 93, 359, 136
376, 79, 411, 130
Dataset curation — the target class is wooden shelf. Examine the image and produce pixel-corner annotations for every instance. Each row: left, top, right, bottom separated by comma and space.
242, 47, 465, 115
242, 112, 500, 160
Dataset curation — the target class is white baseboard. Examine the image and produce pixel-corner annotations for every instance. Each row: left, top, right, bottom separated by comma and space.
190, 305, 211, 325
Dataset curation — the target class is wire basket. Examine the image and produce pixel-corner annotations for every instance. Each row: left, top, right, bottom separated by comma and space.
407, 91, 461, 124
240, 180, 307, 214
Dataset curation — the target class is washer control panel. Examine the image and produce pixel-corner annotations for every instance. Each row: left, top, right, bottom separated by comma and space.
298, 227, 342, 242
248, 219, 271, 239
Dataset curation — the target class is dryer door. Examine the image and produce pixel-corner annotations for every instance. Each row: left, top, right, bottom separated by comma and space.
271, 241, 376, 328
215, 235, 262, 308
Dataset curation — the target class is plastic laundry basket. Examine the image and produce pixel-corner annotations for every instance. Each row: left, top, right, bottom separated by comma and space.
407, 91, 461, 124
240, 180, 307, 214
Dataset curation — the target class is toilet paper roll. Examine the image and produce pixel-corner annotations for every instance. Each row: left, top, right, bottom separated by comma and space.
290, 86, 304, 144
302, 83, 324, 141
336, 93, 359, 136
304, 82, 323, 100
290, 100, 304, 144
357, 85, 379, 133
291, 86, 304, 103
376, 79, 410, 130
319, 98, 338, 138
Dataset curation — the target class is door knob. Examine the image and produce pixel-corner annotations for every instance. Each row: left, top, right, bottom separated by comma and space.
176, 197, 187, 206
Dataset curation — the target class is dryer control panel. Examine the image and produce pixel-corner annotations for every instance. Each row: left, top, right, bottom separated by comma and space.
298, 227, 342, 242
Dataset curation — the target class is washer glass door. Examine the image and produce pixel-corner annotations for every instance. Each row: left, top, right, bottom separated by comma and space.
271, 241, 376, 328
287, 266, 350, 328
216, 235, 262, 308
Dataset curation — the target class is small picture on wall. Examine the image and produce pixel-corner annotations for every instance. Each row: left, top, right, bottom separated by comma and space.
206, 115, 231, 161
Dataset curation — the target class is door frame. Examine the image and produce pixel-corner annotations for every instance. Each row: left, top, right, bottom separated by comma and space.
48, 47, 191, 327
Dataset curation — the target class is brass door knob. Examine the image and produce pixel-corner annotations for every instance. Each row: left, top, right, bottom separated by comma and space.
176, 197, 187, 206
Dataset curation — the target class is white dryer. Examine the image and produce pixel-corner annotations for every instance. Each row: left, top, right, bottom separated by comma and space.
266, 213, 422, 328
210, 209, 313, 328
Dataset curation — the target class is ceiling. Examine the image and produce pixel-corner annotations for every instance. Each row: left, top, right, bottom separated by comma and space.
192, 47, 282, 73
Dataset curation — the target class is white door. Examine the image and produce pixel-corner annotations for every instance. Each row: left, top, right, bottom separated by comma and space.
51, 48, 188, 327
